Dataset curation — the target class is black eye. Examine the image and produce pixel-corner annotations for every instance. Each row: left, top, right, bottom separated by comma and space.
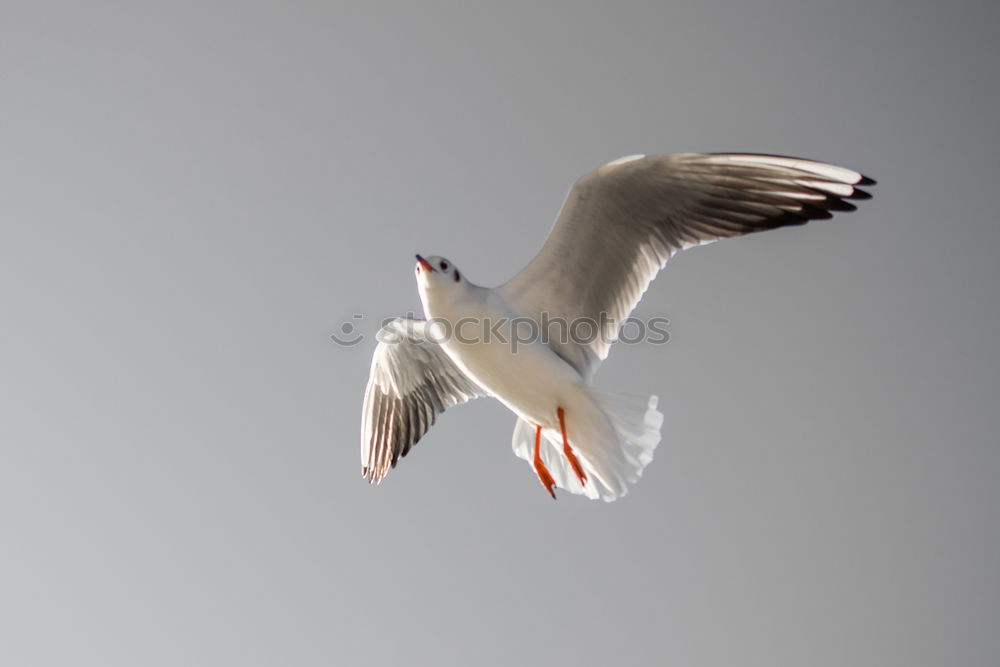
440, 261, 448, 270
454, 270, 460, 282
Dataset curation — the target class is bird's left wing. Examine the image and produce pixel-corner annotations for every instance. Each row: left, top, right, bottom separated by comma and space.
501, 153, 875, 379
361, 318, 487, 483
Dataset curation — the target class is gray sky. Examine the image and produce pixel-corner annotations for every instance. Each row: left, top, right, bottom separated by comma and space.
2, 2, 998, 666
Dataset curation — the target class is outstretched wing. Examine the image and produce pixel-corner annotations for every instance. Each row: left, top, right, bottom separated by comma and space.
501, 153, 875, 378
361, 318, 487, 483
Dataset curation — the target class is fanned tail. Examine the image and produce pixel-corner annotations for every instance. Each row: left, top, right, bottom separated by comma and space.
512, 388, 663, 502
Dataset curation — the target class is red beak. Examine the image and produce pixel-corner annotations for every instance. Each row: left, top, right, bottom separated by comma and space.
415, 254, 435, 273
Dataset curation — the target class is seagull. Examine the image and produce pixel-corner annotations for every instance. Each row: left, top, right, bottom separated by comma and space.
360, 153, 874, 501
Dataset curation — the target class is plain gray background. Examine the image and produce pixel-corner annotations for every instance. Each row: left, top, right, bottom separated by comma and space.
2, 1, 998, 666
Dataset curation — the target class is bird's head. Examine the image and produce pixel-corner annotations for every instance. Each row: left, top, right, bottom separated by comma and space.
415, 254, 464, 285
415, 254, 467, 312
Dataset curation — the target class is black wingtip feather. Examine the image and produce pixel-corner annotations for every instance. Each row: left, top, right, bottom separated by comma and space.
798, 202, 835, 221
822, 197, 858, 212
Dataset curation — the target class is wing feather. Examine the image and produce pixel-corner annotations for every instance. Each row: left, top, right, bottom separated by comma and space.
501, 153, 875, 378
360, 318, 487, 483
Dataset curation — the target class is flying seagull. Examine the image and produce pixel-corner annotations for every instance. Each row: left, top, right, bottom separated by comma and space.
360, 153, 874, 501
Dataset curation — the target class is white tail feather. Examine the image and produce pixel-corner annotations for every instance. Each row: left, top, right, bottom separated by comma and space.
512, 389, 663, 502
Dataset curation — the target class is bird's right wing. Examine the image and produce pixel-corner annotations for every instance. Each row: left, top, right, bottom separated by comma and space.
361, 318, 487, 484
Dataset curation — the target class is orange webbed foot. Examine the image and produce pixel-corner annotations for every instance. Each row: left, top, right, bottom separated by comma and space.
558, 407, 588, 486
532, 424, 557, 499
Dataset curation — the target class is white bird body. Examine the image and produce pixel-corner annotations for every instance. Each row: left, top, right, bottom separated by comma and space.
419, 273, 582, 430
359, 153, 875, 501
416, 268, 633, 496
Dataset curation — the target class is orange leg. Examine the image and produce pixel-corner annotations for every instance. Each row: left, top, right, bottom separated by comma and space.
532, 424, 556, 499
557, 407, 588, 485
